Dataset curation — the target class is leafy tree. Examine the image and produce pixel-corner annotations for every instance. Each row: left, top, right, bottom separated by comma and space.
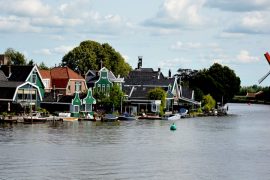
62, 40, 132, 77
109, 85, 125, 110
202, 94, 216, 112
190, 63, 240, 104
39, 62, 49, 70
175, 68, 198, 87
93, 84, 124, 113
4, 48, 27, 65
147, 87, 166, 116
28, 59, 35, 65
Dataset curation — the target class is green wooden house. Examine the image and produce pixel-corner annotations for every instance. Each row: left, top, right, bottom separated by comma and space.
82, 88, 96, 116
70, 92, 82, 117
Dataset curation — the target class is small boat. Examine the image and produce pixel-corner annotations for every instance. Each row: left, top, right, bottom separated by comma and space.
118, 113, 137, 121
138, 113, 161, 120
163, 113, 181, 120
101, 114, 118, 122
24, 113, 47, 123
62, 117, 78, 122
179, 108, 188, 118
170, 123, 177, 131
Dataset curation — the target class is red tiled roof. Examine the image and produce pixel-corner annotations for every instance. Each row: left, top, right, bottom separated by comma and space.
39, 69, 51, 79
51, 67, 84, 80
49, 67, 84, 88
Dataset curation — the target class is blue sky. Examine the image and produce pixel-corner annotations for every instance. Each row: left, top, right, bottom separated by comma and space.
0, 0, 270, 86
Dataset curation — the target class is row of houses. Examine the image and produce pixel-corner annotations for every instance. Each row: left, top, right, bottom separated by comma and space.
0, 55, 200, 117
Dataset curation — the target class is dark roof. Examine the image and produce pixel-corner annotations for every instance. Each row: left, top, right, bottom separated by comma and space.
0, 87, 16, 99
123, 86, 169, 99
0, 65, 33, 81
0, 80, 24, 88
0, 70, 7, 81
124, 69, 174, 87
42, 92, 87, 103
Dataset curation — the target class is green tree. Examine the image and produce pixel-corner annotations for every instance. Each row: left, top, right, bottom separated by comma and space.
93, 85, 124, 113
39, 62, 49, 70
147, 87, 166, 116
4, 48, 27, 65
28, 59, 35, 65
109, 85, 125, 110
62, 40, 132, 77
190, 63, 240, 104
202, 94, 216, 112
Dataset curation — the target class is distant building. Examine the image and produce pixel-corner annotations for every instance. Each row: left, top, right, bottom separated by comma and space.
0, 65, 45, 112
0, 54, 10, 65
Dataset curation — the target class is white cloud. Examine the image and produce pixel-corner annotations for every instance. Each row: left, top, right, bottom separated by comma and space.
226, 12, 270, 34
34, 45, 74, 56
236, 50, 259, 63
34, 48, 52, 56
206, 0, 270, 12
53, 45, 75, 55
170, 41, 221, 52
0, 0, 51, 17
158, 57, 191, 69
0, 16, 40, 33
144, 0, 205, 28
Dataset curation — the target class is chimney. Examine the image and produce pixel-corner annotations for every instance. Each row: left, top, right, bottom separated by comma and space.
168, 69, 171, 78
137, 56, 142, 69
157, 67, 161, 79
99, 60, 103, 70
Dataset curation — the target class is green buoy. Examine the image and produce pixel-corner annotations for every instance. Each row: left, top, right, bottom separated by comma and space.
170, 123, 177, 131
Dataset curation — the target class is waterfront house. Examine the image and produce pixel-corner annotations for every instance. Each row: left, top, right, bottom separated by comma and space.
122, 57, 180, 115
85, 67, 124, 92
0, 65, 45, 113
122, 57, 200, 115
40, 66, 87, 112
40, 66, 87, 96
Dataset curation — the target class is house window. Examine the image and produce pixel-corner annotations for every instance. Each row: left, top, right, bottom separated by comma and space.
107, 84, 110, 91
97, 84, 101, 91
85, 104, 92, 112
75, 82, 82, 92
102, 84, 105, 92
43, 79, 50, 89
74, 105, 79, 113
32, 74, 37, 84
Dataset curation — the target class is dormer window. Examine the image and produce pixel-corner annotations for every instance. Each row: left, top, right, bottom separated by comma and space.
32, 74, 37, 84
75, 81, 82, 92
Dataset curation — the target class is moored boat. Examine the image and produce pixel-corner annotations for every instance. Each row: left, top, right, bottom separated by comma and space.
24, 113, 47, 123
101, 114, 118, 122
118, 113, 137, 121
62, 117, 78, 122
163, 113, 181, 120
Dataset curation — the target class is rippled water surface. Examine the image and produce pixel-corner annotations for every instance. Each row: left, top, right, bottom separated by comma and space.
1, 103, 270, 179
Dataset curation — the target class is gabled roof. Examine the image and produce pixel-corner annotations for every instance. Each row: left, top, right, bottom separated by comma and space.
85, 67, 121, 87
0, 65, 34, 81
40, 67, 85, 89
39, 69, 51, 79
123, 86, 170, 100
124, 68, 174, 87
0, 81, 24, 100
51, 67, 84, 80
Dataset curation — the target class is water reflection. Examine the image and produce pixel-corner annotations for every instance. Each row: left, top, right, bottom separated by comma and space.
1, 103, 270, 179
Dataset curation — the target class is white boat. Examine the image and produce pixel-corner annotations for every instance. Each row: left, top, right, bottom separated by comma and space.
24, 112, 47, 123
163, 113, 181, 120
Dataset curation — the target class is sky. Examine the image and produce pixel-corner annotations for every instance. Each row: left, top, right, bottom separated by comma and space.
0, 0, 270, 86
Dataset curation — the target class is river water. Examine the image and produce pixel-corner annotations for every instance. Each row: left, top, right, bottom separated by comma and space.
0, 103, 270, 180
